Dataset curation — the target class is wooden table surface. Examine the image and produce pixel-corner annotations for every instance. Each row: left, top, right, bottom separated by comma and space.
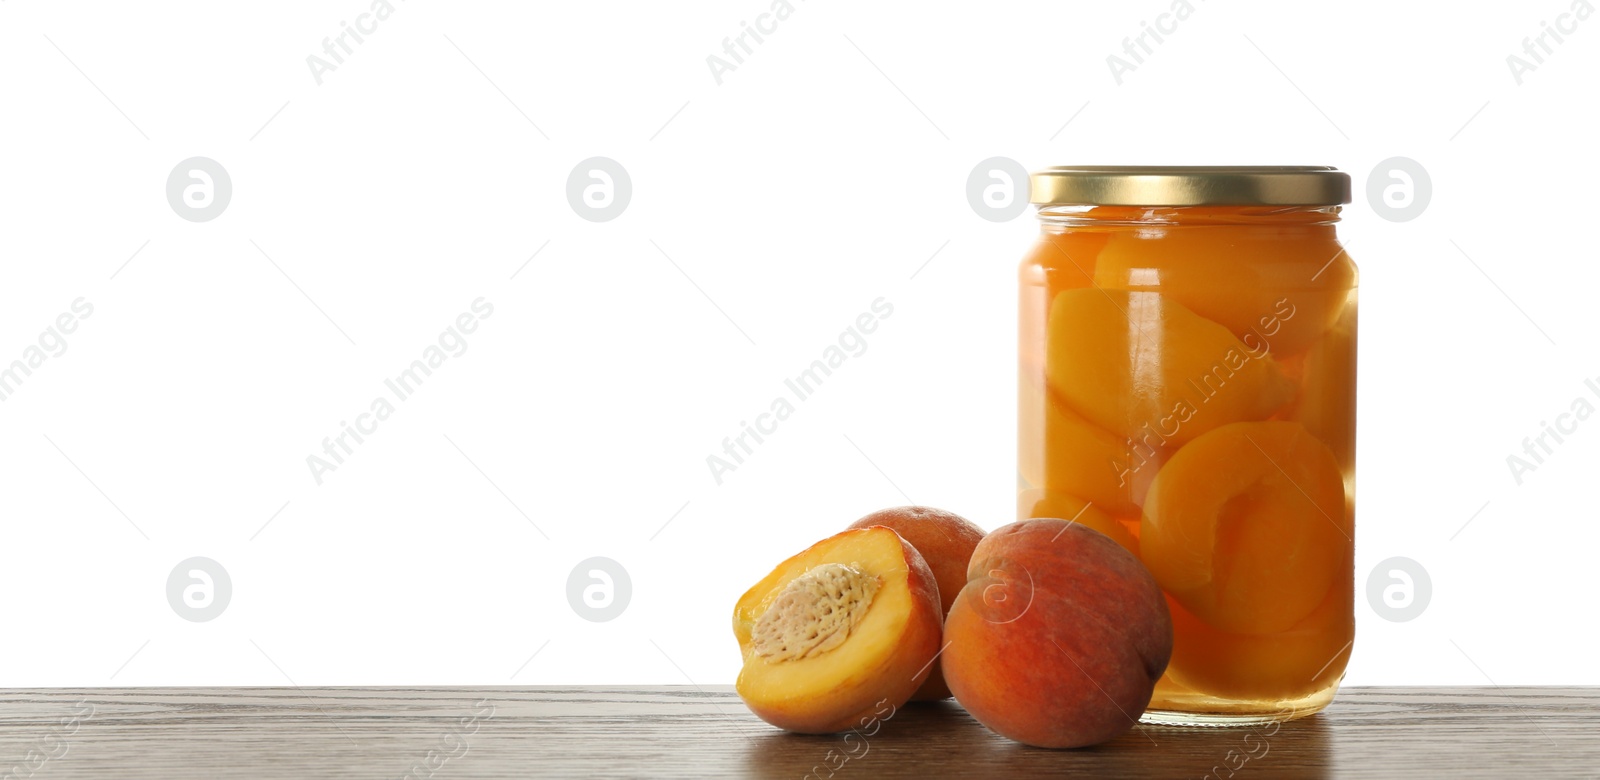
0, 686, 1594, 778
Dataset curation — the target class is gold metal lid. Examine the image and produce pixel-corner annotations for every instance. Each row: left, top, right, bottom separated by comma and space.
1030, 165, 1351, 207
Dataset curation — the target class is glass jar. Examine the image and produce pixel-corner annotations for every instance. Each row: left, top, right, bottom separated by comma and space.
1017, 166, 1357, 725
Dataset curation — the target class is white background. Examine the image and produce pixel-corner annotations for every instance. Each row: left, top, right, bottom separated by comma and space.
1, 0, 1596, 689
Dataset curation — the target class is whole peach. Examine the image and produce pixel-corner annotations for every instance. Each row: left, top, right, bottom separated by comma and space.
943, 518, 1172, 748
848, 506, 986, 700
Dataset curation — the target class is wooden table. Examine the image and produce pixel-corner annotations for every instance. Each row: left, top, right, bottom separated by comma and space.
1, 687, 1594, 778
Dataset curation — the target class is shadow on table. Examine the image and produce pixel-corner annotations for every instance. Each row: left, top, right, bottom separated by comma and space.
742, 700, 1332, 779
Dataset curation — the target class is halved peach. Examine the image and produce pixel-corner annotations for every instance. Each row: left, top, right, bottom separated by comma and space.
1046, 289, 1294, 446
1164, 571, 1354, 701
1023, 229, 1111, 294
1288, 308, 1357, 481
1091, 226, 1355, 358
846, 507, 985, 701
733, 527, 943, 733
1140, 421, 1349, 634
1015, 488, 1138, 556
1018, 376, 1157, 516
1021, 230, 1111, 380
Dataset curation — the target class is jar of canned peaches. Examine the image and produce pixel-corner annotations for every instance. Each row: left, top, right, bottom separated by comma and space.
1017, 166, 1356, 725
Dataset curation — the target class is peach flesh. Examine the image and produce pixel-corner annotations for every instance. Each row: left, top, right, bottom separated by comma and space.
847, 506, 986, 700
733, 527, 943, 734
